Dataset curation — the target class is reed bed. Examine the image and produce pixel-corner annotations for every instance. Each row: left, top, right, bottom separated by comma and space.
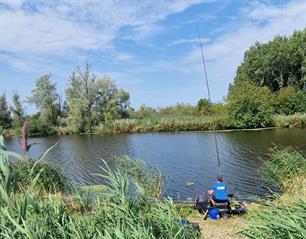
240, 148, 306, 239
274, 113, 306, 128
97, 116, 229, 134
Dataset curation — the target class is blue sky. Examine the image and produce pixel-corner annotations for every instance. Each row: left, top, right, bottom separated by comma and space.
0, 0, 305, 113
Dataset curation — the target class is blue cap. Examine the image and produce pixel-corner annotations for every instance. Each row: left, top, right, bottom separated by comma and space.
217, 175, 222, 181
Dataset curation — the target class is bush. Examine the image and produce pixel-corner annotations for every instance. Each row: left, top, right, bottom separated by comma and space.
27, 119, 57, 136
275, 87, 306, 115
227, 81, 275, 128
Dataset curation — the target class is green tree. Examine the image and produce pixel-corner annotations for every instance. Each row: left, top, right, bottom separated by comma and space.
235, 29, 306, 91
0, 94, 12, 129
27, 75, 58, 125
10, 91, 25, 129
227, 81, 275, 128
66, 64, 130, 133
196, 98, 213, 115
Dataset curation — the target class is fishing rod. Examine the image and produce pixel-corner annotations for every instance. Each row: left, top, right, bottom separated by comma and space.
196, 23, 222, 177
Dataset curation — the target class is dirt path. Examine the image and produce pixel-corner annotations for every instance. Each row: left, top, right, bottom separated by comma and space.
191, 215, 246, 239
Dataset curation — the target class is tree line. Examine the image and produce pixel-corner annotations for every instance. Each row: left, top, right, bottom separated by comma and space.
1, 29, 305, 135
0, 64, 130, 135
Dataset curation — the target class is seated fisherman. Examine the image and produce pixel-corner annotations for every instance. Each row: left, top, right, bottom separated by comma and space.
208, 176, 228, 204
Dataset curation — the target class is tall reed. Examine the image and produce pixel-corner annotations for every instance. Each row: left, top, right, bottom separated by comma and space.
240, 148, 306, 239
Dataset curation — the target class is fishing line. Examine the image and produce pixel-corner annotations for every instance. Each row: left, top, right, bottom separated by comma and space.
196, 23, 222, 177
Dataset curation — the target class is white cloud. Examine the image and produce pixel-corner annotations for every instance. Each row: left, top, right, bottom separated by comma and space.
0, 0, 205, 57
168, 37, 211, 46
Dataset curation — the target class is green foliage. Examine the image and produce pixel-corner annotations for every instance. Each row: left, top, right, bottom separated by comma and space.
27, 118, 57, 137
241, 148, 306, 239
275, 87, 306, 114
66, 64, 130, 133
9, 92, 24, 130
27, 74, 59, 125
0, 94, 12, 130
262, 147, 306, 191
235, 29, 306, 91
98, 115, 227, 134
196, 99, 213, 116
0, 138, 70, 194
129, 105, 158, 118
274, 113, 306, 128
227, 81, 275, 128
13, 160, 71, 193
159, 103, 196, 116
241, 197, 306, 239
114, 155, 166, 198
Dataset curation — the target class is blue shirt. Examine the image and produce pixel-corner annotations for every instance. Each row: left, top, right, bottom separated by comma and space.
211, 182, 228, 200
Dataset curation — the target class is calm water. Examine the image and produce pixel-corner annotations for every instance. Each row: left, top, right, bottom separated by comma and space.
6, 128, 306, 199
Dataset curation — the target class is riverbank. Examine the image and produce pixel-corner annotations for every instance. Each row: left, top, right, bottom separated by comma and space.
189, 147, 306, 239
96, 113, 306, 134
2, 113, 305, 138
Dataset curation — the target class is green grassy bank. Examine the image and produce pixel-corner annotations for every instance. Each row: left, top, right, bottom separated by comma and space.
2, 113, 305, 137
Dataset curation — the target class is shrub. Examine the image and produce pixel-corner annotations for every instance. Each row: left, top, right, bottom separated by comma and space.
27, 119, 57, 136
227, 81, 275, 128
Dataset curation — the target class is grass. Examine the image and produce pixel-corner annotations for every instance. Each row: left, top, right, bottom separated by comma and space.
240, 147, 306, 239
262, 147, 306, 192
114, 155, 166, 198
96, 114, 306, 134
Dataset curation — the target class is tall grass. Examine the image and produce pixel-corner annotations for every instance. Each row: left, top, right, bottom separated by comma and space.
274, 113, 306, 128
0, 137, 70, 194
262, 147, 306, 192
97, 115, 229, 134
240, 148, 306, 239
114, 155, 166, 198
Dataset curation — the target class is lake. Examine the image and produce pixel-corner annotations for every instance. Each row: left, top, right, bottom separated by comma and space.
6, 128, 306, 199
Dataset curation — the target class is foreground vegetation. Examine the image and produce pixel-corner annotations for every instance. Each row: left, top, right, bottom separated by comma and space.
240, 147, 306, 239
0, 136, 200, 238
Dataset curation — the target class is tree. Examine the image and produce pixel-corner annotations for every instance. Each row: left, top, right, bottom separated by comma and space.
227, 81, 275, 128
0, 94, 12, 129
235, 29, 306, 91
27, 75, 58, 125
10, 91, 25, 129
66, 64, 130, 133
196, 98, 213, 115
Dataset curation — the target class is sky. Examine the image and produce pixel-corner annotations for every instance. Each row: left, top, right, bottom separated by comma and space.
0, 0, 305, 113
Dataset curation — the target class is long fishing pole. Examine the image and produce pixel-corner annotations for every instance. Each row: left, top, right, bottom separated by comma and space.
196, 23, 222, 177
